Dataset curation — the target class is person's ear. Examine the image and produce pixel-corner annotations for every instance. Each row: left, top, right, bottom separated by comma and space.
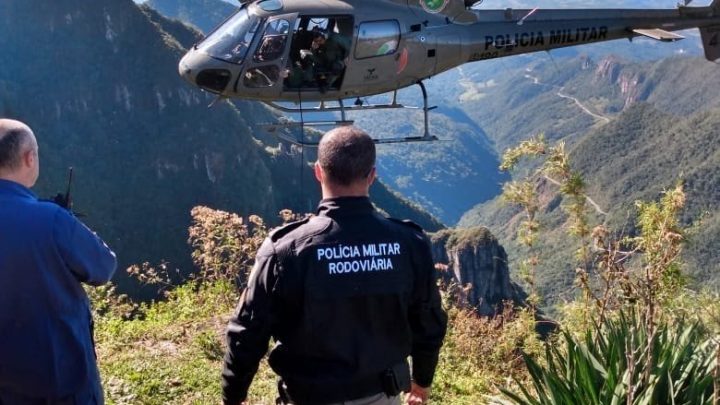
314, 162, 324, 183
366, 167, 376, 187
23, 149, 36, 169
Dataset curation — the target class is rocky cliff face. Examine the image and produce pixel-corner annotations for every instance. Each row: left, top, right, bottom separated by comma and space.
431, 227, 526, 316
594, 56, 646, 109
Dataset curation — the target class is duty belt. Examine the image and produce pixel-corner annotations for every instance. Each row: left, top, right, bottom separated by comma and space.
279, 361, 410, 405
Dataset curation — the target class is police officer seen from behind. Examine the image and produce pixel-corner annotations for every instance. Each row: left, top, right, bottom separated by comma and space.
0, 119, 117, 404
222, 126, 448, 405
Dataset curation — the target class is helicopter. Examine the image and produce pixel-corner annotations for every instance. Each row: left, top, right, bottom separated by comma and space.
178, 0, 720, 144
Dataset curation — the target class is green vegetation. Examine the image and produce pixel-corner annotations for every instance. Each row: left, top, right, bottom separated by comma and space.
92, 207, 534, 404
494, 137, 720, 404
95, 279, 539, 404
92, 143, 720, 403
96, 281, 239, 404
460, 56, 720, 306
500, 315, 718, 405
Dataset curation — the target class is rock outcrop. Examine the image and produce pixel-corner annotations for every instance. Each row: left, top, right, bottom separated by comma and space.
595, 56, 646, 109
431, 227, 526, 316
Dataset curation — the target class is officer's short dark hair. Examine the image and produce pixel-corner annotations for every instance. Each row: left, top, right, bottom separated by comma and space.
0, 128, 31, 172
318, 126, 375, 186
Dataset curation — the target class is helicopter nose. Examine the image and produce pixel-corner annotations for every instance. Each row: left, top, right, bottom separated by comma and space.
178, 52, 197, 84
178, 50, 233, 94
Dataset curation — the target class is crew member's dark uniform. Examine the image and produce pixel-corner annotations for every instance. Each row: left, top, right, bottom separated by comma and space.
222, 197, 447, 405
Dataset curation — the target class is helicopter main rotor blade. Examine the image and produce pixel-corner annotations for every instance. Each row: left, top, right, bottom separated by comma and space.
633, 28, 685, 42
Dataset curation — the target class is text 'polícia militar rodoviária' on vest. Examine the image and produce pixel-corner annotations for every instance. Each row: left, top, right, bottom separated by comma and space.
316, 243, 402, 275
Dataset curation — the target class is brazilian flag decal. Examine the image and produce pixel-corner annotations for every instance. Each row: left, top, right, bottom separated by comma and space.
421, 0, 449, 13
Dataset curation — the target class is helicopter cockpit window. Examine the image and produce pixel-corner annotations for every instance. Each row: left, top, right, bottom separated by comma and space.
197, 8, 261, 64
244, 19, 290, 88
355, 20, 400, 59
254, 19, 290, 62
244, 65, 280, 88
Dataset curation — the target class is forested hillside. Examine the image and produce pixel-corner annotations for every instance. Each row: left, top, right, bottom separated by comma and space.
0, 0, 440, 295
459, 56, 720, 303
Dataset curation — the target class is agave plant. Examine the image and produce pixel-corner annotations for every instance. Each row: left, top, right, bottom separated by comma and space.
498, 313, 718, 405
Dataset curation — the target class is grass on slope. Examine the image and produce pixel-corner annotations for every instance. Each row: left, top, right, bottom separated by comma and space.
94, 280, 535, 404
96, 281, 277, 404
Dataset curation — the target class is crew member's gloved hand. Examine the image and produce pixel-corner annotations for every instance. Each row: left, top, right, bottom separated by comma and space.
406, 382, 429, 405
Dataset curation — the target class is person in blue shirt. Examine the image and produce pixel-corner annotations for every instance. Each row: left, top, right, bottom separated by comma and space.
0, 119, 117, 405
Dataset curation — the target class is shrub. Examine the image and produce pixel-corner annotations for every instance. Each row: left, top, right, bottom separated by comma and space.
188, 206, 268, 286
498, 311, 718, 405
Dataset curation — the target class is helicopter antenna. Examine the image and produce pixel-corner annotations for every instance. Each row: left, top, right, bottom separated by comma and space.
298, 89, 305, 209
545, 50, 561, 75
518, 7, 539, 26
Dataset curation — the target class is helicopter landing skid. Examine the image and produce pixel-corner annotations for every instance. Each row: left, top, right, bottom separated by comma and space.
261, 81, 438, 146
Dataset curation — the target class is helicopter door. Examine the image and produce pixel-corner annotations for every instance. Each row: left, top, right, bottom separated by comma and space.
240, 17, 294, 97
283, 16, 354, 92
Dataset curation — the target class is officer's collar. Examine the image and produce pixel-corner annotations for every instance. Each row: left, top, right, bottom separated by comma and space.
317, 196, 375, 217
0, 179, 37, 200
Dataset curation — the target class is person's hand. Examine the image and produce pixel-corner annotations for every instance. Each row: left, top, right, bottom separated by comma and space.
406, 382, 429, 405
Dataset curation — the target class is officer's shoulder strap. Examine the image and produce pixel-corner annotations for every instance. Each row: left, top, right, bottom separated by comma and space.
268, 215, 330, 243
388, 217, 425, 233
268, 217, 311, 242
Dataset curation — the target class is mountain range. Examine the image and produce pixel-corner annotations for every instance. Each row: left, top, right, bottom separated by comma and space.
458, 55, 720, 303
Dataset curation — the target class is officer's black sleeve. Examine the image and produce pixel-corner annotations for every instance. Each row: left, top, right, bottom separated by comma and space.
222, 238, 278, 405
408, 233, 448, 388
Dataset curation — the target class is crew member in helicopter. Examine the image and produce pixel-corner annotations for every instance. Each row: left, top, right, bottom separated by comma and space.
306, 29, 350, 92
